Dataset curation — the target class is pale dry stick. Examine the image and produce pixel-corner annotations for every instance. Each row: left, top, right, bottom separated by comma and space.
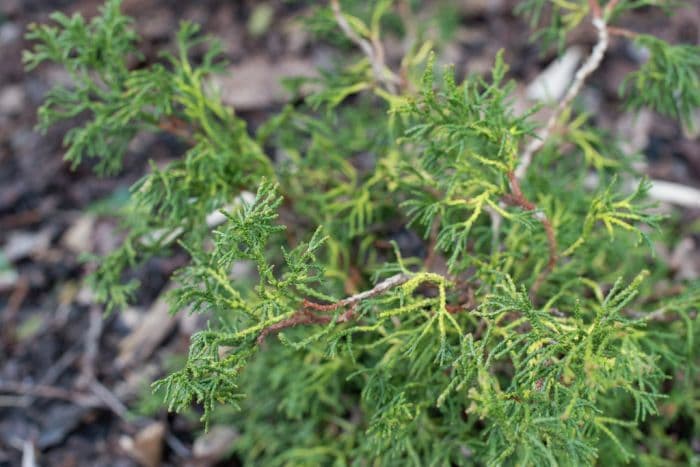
21, 439, 36, 467
330, 0, 400, 94
514, 5, 610, 181
308, 272, 413, 310
397, 0, 418, 92
647, 180, 700, 209
140, 195, 250, 247
491, 1, 611, 292
89, 379, 129, 418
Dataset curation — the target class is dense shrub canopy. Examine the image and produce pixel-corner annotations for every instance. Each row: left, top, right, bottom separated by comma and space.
26, 0, 700, 465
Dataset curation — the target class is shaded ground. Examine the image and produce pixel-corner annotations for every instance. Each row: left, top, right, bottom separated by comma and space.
0, 1, 698, 466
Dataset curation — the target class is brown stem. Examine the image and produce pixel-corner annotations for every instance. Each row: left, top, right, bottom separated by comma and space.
423, 216, 441, 271
625, 308, 698, 323
604, 0, 622, 17
607, 26, 638, 39
505, 172, 558, 293
257, 273, 413, 343
257, 310, 333, 344
158, 116, 194, 143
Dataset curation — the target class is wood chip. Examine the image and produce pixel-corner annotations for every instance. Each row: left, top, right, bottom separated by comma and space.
61, 214, 95, 254
120, 422, 165, 467
3, 230, 52, 262
116, 287, 176, 370
193, 425, 239, 465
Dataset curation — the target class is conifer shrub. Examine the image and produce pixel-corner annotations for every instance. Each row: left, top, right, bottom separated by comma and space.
25, 0, 700, 465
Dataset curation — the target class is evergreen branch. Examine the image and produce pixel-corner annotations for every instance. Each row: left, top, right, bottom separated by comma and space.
257, 272, 427, 343
621, 35, 700, 125
27, 1, 699, 464
515, 2, 610, 180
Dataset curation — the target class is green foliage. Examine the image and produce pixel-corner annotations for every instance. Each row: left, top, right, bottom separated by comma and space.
516, 0, 591, 51
27, 0, 700, 465
24, 0, 159, 174
622, 34, 700, 127
399, 51, 537, 271
26, 4, 273, 309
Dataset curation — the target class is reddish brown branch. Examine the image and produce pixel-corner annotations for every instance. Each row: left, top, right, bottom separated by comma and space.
257, 310, 330, 344
423, 216, 441, 271
257, 273, 413, 343
505, 173, 537, 211
607, 26, 638, 39
505, 172, 558, 293
257, 306, 360, 344
446, 286, 475, 315
588, 0, 602, 19
158, 116, 194, 142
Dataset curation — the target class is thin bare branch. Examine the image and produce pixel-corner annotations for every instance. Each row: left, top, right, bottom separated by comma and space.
515, 10, 610, 180
0, 381, 101, 406
604, 0, 622, 18
314, 273, 412, 309
607, 26, 639, 39
258, 273, 413, 343
423, 217, 441, 270
78, 306, 103, 387
504, 172, 558, 292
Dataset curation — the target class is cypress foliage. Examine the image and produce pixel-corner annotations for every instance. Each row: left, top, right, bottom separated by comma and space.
26, 0, 699, 465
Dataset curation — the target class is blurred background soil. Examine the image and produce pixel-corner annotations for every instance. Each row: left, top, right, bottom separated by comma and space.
0, 1, 698, 465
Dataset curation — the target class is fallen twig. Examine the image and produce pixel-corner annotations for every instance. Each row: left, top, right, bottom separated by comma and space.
78, 306, 103, 387
89, 380, 129, 419
0, 381, 101, 406
0, 277, 29, 352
